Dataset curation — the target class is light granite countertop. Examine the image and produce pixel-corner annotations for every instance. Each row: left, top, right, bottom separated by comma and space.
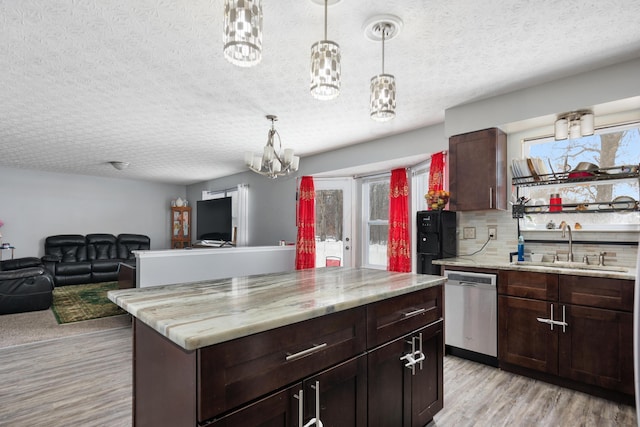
107, 267, 445, 351
434, 257, 636, 280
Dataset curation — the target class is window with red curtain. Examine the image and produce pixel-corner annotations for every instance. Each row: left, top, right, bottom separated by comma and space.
387, 168, 411, 272
295, 176, 316, 270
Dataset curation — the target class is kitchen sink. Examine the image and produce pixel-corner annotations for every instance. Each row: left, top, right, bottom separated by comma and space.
514, 261, 629, 273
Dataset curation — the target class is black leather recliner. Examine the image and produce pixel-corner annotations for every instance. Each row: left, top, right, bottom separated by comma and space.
87, 233, 120, 283
42, 234, 92, 286
0, 257, 54, 315
117, 234, 151, 266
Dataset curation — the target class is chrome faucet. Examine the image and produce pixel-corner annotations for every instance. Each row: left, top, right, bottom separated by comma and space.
560, 223, 574, 262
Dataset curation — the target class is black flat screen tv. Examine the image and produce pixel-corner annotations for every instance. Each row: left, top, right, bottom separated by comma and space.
197, 197, 233, 241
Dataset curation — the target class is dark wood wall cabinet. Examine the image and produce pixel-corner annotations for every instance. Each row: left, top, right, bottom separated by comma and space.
449, 127, 507, 211
498, 270, 634, 401
133, 285, 444, 427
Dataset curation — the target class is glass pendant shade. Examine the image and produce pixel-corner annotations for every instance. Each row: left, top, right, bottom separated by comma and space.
370, 74, 396, 122
310, 40, 341, 100
223, 0, 263, 67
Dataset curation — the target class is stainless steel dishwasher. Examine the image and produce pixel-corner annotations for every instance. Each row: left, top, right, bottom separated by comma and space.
444, 270, 498, 366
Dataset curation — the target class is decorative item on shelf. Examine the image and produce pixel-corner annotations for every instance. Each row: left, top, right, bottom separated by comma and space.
425, 190, 450, 210
223, 0, 263, 67
175, 197, 184, 207
364, 15, 402, 122
554, 110, 594, 140
310, 0, 341, 100
244, 115, 300, 179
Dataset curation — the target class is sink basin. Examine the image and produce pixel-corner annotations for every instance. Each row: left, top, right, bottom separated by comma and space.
515, 261, 628, 273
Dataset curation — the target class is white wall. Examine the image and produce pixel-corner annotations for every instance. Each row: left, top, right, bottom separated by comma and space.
187, 124, 447, 247
0, 167, 185, 257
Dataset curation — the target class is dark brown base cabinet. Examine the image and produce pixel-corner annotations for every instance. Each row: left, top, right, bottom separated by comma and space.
132, 285, 444, 427
498, 271, 634, 400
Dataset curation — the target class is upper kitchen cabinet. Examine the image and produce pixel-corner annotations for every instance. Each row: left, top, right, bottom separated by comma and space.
449, 128, 507, 211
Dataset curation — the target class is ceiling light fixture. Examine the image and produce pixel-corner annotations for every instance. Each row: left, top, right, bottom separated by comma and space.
244, 115, 300, 179
365, 15, 402, 122
310, 0, 341, 100
223, 0, 263, 67
109, 161, 130, 171
554, 110, 594, 140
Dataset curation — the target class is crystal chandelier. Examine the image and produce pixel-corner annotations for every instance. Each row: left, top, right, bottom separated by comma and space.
366, 16, 402, 122
245, 115, 300, 179
554, 110, 595, 140
310, 0, 341, 100
223, 0, 263, 67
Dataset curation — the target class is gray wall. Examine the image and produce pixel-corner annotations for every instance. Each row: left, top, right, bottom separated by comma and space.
0, 167, 185, 257
187, 124, 447, 247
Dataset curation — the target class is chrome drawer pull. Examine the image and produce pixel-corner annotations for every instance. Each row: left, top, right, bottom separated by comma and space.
403, 308, 426, 318
285, 343, 327, 361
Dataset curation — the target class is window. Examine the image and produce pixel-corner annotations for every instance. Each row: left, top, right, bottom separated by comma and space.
361, 175, 390, 268
520, 123, 639, 232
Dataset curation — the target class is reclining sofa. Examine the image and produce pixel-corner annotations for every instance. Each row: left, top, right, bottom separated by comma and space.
0, 257, 54, 315
42, 233, 150, 286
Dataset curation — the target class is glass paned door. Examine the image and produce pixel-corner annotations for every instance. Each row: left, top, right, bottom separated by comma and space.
314, 179, 353, 268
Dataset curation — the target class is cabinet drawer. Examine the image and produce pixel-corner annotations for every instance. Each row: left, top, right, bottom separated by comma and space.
367, 286, 442, 348
197, 307, 366, 422
559, 276, 634, 312
498, 270, 558, 301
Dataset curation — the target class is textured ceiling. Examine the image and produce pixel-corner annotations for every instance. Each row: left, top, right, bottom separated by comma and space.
1, 0, 639, 185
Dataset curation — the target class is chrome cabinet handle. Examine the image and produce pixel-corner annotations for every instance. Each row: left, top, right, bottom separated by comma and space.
300, 382, 323, 427
295, 390, 304, 427
403, 308, 426, 318
286, 343, 327, 361
536, 304, 554, 330
400, 334, 425, 375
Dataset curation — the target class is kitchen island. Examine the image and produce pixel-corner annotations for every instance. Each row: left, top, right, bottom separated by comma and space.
108, 267, 446, 427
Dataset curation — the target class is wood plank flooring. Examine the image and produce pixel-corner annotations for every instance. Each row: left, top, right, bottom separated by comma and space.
0, 325, 636, 426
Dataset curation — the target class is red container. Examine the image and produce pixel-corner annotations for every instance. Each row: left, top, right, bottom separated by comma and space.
550, 194, 562, 212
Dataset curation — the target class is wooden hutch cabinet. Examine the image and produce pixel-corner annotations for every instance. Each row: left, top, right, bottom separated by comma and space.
171, 206, 191, 248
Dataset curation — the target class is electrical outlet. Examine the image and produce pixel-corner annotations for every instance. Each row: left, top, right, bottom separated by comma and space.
462, 227, 476, 239
488, 227, 497, 240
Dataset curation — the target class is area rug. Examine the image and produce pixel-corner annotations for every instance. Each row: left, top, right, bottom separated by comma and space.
51, 281, 126, 324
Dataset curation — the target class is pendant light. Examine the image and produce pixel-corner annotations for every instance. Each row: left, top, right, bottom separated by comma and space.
310, 0, 342, 100
223, 0, 263, 67
365, 15, 402, 122
244, 115, 300, 179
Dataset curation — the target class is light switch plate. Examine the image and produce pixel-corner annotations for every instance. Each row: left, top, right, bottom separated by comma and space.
463, 227, 476, 239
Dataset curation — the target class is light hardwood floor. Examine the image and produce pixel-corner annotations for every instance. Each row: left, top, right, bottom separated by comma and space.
0, 326, 636, 426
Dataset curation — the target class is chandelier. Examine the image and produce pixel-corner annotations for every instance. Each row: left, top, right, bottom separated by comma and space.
554, 110, 594, 140
244, 115, 300, 179
310, 0, 341, 100
365, 16, 402, 122
223, 0, 263, 67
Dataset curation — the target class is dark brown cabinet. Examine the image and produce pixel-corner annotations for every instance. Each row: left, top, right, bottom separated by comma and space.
449, 127, 507, 211
498, 270, 634, 398
132, 285, 444, 426
368, 321, 443, 427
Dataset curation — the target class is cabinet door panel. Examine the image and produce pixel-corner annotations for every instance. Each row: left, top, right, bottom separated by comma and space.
559, 305, 634, 395
410, 322, 444, 427
559, 276, 633, 312
498, 270, 558, 301
207, 383, 301, 427
498, 296, 558, 374
304, 356, 367, 427
449, 128, 507, 211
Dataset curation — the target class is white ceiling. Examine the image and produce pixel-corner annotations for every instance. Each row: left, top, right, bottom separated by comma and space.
1, 0, 639, 185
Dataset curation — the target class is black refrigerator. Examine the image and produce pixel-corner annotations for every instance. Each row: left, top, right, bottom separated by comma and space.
416, 210, 457, 275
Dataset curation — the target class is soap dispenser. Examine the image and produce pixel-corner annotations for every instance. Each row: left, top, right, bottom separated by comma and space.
517, 235, 525, 261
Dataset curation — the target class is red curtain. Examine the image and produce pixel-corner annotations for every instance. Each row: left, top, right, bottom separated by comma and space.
429, 151, 446, 192
387, 168, 411, 272
295, 176, 316, 270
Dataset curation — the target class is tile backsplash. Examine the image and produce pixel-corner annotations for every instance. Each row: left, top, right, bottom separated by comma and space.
456, 210, 639, 268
